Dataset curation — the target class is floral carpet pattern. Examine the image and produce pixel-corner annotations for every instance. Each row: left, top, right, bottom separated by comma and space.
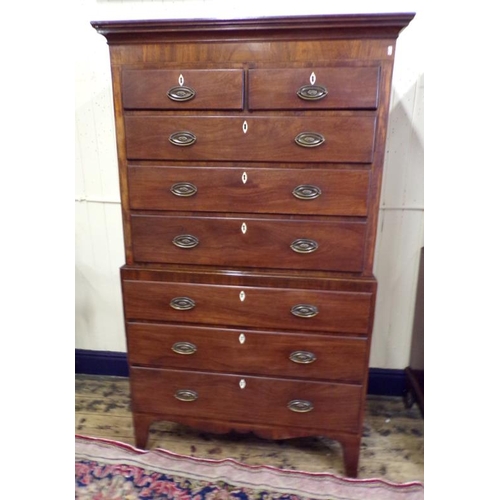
77, 459, 306, 499
75, 435, 424, 500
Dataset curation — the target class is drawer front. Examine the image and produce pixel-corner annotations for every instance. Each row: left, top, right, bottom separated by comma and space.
128, 166, 370, 216
130, 214, 366, 272
130, 367, 363, 433
124, 116, 376, 163
122, 281, 373, 334
122, 69, 244, 110
127, 322, 368, 383
249, 67, 380, 110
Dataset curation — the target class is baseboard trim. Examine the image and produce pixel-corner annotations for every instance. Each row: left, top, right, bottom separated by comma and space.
75, 349, 129, 378
75, 349, 406, 397
367, 368, 407, 396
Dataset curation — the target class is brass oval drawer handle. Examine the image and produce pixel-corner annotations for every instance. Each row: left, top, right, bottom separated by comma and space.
287, 399, 314, 413
167, 85, 196, 102
170, 297, 196, 311
291, 304, 319, 318
290, 238, 319, 254
297, 84, 328, 101
175, 389, 198, 402
171, 182, 198, 197
169, 131, 197, 147
172, 341, 197, 355
295, 132, 325, 148
292, 185, 322, 200
173, 234, 199, 249
289, 350, 317, 364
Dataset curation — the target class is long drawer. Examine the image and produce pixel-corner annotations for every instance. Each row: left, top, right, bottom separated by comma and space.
124, 115, 377, 163
128, 166, 370, 216
122, 69, 244, 110
127, 322, 368, 383
248, 67, 380, 110
130, 214, 367, 272
122, 280, 373, 334
130, 367, 363, 433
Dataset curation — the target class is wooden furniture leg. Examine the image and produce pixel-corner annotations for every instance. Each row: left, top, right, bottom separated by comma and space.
341, 435, 361, 478
133, 413, 152, 449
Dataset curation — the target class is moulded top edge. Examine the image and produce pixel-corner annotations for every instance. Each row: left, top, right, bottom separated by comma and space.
91, 12, 415, 42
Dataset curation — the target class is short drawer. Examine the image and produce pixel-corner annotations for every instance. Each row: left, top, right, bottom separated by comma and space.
122, 69, 244, 110
122, 280, 373, 334
249, 67, 380, 110
127, 322, 368, 383
128, 166, 370, 216
124, 115, 376, 163
130, 214, 367, 272
130, 367, 363, 433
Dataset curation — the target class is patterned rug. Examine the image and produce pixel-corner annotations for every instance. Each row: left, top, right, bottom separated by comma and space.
76, 435, 423, 500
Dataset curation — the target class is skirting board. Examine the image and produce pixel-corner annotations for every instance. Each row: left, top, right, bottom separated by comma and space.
75, 349, 406, 397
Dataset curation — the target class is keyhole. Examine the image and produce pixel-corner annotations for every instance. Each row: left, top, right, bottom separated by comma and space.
242, 172, 248, 184
178, 74, 184, 86
310, 72, 316, 85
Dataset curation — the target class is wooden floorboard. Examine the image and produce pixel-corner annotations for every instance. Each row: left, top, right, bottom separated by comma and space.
75, 374, 423, 483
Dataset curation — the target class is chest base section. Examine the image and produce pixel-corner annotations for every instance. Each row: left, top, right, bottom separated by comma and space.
121, 265, 376, 477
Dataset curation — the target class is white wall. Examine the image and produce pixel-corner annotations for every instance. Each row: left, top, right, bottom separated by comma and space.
75, 1, 424, 368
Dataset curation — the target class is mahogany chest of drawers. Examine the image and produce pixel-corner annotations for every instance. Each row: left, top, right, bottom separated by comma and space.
92, 13, 414, 477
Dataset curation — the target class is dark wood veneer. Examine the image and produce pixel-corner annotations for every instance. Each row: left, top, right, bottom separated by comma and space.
122, 69, 244, 110
91, 13, 415, 43
93, 12, 414, 478
248, 67, 380, 110
130, 214, 367, 272
130, 367, 363, 433
122, 280, 373, 334
128, 166, 371, 216
126, 322, 368, 383
120, 264, 379, 289
124, 115, 377, 163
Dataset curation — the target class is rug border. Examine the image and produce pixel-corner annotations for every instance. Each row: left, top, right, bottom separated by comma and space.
75, 433, 424, 490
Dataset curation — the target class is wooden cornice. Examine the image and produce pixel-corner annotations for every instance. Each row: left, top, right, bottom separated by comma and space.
91, 13, 416, 44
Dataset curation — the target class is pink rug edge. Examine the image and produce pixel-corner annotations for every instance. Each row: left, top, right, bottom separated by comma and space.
75, 433, 423, 490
